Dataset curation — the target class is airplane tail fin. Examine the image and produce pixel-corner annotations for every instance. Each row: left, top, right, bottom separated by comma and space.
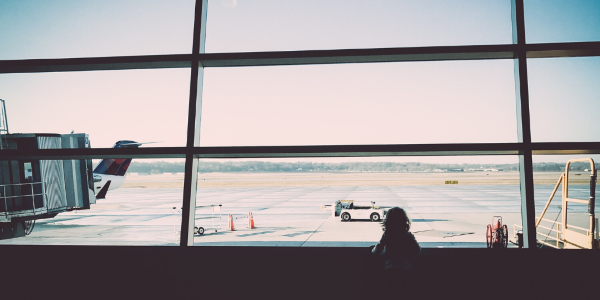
93, 140, 140, 176
93, 158, 134, 176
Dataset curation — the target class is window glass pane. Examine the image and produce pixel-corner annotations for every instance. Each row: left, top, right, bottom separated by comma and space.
194, 156, 521, 248
206, 0, 512, 53
525, 0, 600, 44
0, 158, 184, 245
0, 69, 190, 148
200, 60, 517, 146
0, 0, 195, 60
532, 155, 600, 249
528, 57, 600, 142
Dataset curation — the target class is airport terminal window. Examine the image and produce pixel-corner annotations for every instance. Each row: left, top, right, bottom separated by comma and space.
193, 156, 522, 247
0, 69, 190, 148
531, 155, 600, 249
0, 158, 185, 246
0, 0, 195, 60
205, 0, 512, 53
0, 0, 598, 249
201, 60, 517, 146
528, 57, 600, 143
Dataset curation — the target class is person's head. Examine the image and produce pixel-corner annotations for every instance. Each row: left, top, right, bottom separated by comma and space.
382, 207, 411, 232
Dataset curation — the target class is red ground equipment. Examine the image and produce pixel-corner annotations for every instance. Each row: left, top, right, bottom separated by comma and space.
486, 216, 508, 248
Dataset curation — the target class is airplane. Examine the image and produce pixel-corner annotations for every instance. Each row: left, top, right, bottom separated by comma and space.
92, 140, 152, 199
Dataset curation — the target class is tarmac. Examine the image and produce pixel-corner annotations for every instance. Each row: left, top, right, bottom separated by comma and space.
0, 184, 593, 247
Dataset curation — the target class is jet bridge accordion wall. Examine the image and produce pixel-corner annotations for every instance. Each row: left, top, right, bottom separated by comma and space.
37, 136, 67, 211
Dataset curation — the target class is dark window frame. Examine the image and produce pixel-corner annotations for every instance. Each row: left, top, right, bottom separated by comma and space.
0, 0, 599, 246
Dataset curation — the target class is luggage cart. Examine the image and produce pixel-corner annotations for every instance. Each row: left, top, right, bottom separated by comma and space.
194, 204, 222, 235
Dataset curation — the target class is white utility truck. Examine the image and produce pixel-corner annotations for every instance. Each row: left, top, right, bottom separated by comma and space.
333, 200, 387, 222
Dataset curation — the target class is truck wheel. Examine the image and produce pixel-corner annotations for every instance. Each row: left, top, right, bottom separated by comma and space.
370, 213, 381, 222
194, 227, 199, 234
341, 213, 351, 222
486, 225, 492, 248
198, 227, 205, 235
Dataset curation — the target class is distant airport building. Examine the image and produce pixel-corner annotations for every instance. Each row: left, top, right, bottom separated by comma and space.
433, 168, 464, 172
467, 168, 501, 172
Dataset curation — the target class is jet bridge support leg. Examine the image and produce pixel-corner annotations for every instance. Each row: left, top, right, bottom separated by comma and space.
0, 221, 26, 240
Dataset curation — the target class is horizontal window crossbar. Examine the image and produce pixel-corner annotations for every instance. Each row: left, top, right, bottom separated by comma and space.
194, 143, 521, 158
526, 41, 600, 59
199, 44, 516, 67
2, 42, 599, 73
0, 147, 188, 160
0, 54, 193, 73
531, 142, 600, 155
2, 142, 600, 160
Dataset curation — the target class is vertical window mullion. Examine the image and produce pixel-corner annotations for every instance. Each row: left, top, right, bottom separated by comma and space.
180, 0, 208, 246
512, 0, 536, 248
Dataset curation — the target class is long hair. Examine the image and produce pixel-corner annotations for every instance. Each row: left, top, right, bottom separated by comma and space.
382, 207, 411, 232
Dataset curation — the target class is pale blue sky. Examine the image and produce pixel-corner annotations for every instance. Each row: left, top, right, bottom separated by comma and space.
0, 69, 190, 148
200, 60, 518, 147
205, 0, 512, 52
524, 0, 600, 43
0, 0, 599, 164
528, 56, 600, 143
0, 0, 195, 59
2, 0, 599, 58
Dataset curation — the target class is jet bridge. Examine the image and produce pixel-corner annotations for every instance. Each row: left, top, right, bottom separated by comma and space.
0, 133, 95, 240
0, 100, 96, 239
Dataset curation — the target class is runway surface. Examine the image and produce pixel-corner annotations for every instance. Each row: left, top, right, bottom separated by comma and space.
0, 184, 593, 246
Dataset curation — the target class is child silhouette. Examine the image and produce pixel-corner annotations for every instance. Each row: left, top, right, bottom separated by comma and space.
372, 207, 420, 268
369, 207, 420, 296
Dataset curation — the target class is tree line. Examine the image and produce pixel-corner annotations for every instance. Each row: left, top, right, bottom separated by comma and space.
126, 161, 597, 174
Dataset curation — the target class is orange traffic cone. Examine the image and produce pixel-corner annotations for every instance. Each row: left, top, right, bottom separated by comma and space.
228, 214, 235, 231
248, 212, 255, 229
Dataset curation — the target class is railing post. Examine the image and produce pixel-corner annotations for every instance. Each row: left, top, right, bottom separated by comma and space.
42, 182, 46, 210
3, 186, 6, 219
31, 183, 35, 214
